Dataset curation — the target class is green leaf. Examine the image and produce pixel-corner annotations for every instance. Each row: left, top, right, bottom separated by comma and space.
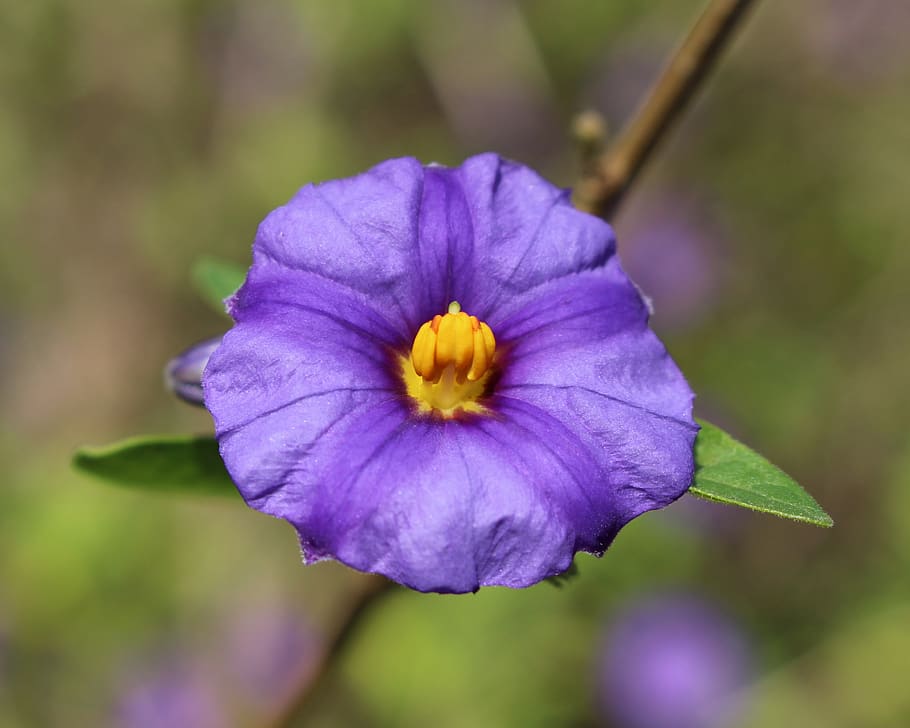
192, 257, 247, 313
73, 435, 237, 497
689, 419, 833, 527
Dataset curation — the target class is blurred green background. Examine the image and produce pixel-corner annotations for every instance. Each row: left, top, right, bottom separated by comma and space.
2, 0, 909, 726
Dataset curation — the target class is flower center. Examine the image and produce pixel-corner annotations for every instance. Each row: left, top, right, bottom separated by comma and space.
402, 301, 496, 417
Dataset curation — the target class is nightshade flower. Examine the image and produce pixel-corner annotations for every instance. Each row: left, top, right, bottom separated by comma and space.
203, 153, 697, 593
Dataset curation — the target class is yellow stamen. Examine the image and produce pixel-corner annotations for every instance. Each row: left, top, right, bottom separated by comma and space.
404, 302, 497, 416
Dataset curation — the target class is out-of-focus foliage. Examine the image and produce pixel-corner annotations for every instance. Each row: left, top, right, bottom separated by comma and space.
2, 0, 909, 726
192, 258, 245, 314
74, 435, 236, 497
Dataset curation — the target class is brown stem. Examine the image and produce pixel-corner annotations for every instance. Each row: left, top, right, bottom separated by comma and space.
573, 0, 758, 219
261, 575, 395, 728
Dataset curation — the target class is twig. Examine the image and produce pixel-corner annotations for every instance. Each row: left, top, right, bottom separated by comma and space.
571, 110, 609, 176
573, 0, 758, 219
262, 575, 395, 728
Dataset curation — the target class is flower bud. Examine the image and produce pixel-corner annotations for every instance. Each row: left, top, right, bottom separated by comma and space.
164, 337, 222, 406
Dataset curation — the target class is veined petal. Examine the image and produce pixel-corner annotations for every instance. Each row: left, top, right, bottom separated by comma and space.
291, 407, 580, 593
247, 154, 616, 335
494, 261, 694, 422
491, 262, 697, 517
204, 267, 402, 514
252, 157, 432, 336
451, 154, 615, 319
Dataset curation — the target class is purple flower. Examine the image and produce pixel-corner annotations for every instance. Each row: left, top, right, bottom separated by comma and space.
597, 594, 753, 728
203, 153, 696, 593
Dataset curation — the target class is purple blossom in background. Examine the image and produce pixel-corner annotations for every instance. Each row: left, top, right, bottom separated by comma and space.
806, 0, 910, 84
203, 153, 697, 593
223, 606, 320, 710
615, 193, 724, 331
114, 656, 224, 728
597, 594, 753, 728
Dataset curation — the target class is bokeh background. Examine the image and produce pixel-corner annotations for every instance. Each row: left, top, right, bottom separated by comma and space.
2, 0, 909, 726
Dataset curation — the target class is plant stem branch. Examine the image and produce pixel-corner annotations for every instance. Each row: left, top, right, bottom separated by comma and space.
573, 0, 758, 219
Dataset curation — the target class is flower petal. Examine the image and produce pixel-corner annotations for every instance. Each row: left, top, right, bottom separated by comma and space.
248, 154, 615, 333
290, 404, 585, 593
204, 266, 402, 513
490, 261, 697, 522
451, 154, 615, 318
252, 157, 432, 336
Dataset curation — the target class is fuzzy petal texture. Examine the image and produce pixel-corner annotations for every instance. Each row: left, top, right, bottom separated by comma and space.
204, 153, 697, 593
